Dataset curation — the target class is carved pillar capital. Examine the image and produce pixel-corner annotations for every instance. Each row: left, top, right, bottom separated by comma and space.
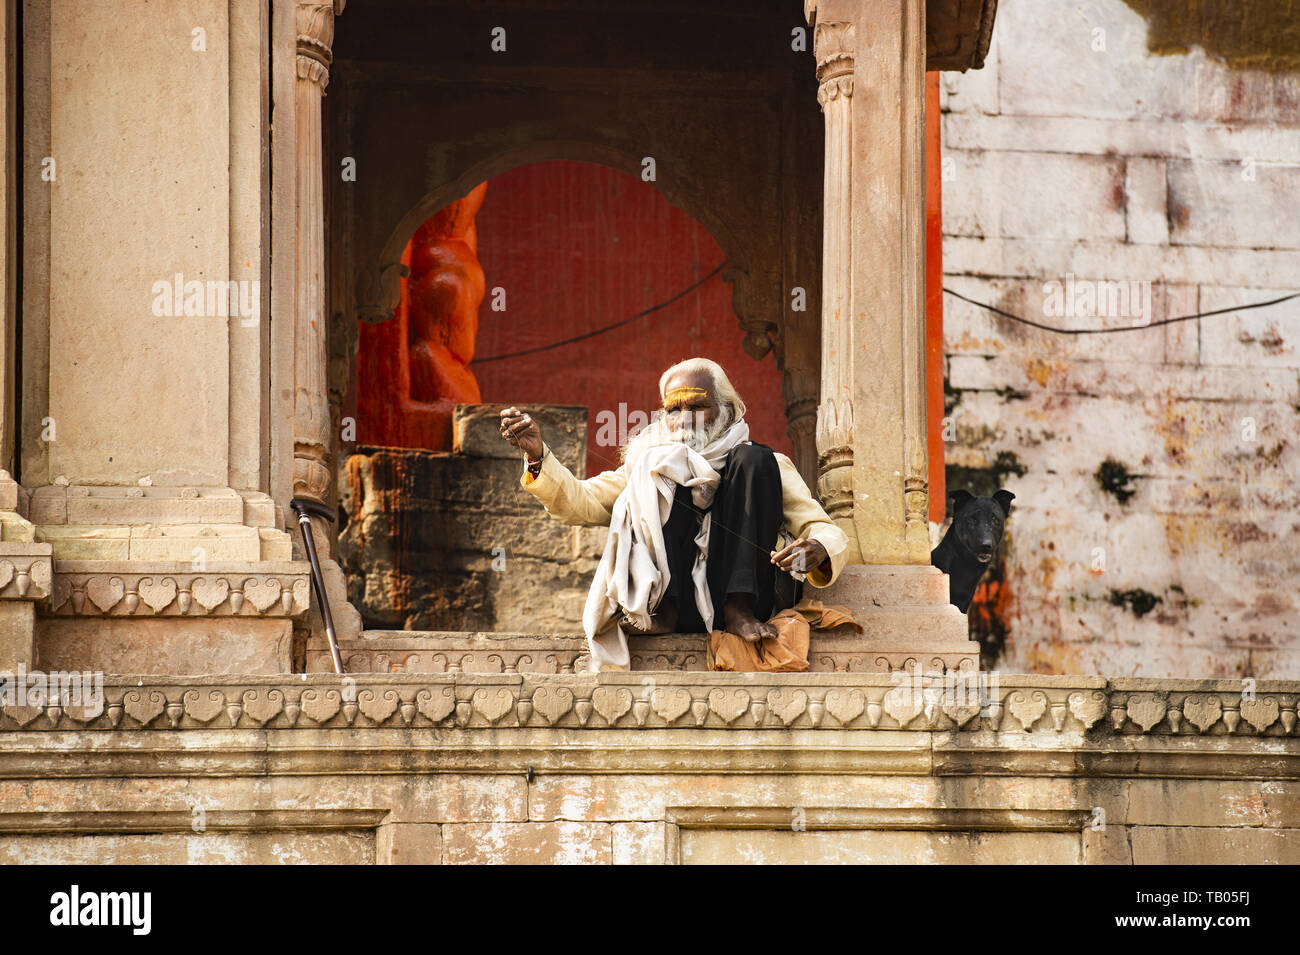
296, 1, 338, 88
813, 20, 855, 105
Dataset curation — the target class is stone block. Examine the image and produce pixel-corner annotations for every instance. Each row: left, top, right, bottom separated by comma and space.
1162, 284, 1199, 364
678, 829, 1080, 865
1196, 284, 1300, 369
0, 831, 374, 865
0, 475, 17, 512
239, 491, 277, 527
340, 446, 601, 632
817, 566, 976, 663
37, 617, 293, 674
376, 823, 441, 864
453, 403, 588, 474
1124, 157, 1168, 245
821, 564, 953, 607
29, 486, 67, 525
612, 822, 668, 864
1082, 824, 1132, 865
996, 0, 1200, 122
0, 512, 35, 543
943, 112, 1300, 165
441, 822, 611, 865
64, 487, 244, 526
1129, 826, 1300, 865
1126, 779, 1297, 829
0, 602, 36, 669
127, 524, 261, 562
943, 150, 1126, 242
1169, 160, 1300, 250
36, 525, 130, 560
944, 237, 1300, 293
259, 527, 293, 561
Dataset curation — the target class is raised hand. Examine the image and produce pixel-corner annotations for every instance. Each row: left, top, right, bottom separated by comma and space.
499, 407, 544, 460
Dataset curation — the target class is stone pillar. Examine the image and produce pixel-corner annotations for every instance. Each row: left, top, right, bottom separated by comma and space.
14, 0, 315, 674
812, 14, 859, 561
0, 472, 51, 669
290, 0, 362, 649
779, 81, 824, 490
808, 0, 975, 670
293, 1, 336, 549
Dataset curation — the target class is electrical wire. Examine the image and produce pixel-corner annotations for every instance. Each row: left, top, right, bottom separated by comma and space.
472, 261, 729, 364
943, 286, 1300, 335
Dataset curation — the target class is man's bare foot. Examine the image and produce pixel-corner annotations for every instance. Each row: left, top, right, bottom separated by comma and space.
621, 598, 678, 635
723, 593, 778, 643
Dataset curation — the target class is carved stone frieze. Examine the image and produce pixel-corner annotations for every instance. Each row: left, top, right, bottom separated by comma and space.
0, 553, 53, 601
303, 631, 977, 676
44, 564, 312, 617
3, 675, 1295, 738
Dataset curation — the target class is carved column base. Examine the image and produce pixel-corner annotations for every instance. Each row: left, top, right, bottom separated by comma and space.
817, 564, 979, 673
816, 447, 862, 564
299, 556, 363, 645
0, 471, 54, 668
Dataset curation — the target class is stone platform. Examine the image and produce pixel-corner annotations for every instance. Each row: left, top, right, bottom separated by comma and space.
1, 671, 1296, 864
305, 628, 981, 675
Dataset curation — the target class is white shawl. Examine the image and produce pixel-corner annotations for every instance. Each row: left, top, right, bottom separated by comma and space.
582, 418, 750, 671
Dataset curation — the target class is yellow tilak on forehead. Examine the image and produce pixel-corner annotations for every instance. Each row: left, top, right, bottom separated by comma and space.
664, 386, 708, 404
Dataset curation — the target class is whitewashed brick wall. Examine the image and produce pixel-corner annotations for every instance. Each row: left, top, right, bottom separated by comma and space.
940, 0, 1300, 677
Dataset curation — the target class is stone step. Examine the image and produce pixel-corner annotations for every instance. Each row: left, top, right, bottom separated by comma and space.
819, 564, 956, 608
306, 628, 979, 676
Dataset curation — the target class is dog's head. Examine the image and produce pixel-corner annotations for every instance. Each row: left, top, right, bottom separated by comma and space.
949, 489, 1015, 564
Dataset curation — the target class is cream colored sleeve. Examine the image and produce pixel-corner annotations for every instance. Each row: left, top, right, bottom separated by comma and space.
519, 442, 627, 527
774, 452, 850, 588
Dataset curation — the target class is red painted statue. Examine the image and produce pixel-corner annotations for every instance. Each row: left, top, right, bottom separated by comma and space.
407, 183, 487, 416
355, 181, 488, 450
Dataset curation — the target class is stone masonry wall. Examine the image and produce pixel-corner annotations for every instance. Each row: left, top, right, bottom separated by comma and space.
2, 673, 1297, 864
338, 405, 604, 634
939, 0, 1300, 678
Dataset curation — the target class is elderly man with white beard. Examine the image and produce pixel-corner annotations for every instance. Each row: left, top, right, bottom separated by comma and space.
499, 357, 849, 672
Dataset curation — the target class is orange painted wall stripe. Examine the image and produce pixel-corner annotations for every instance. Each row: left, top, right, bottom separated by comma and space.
925, 72, 946, 524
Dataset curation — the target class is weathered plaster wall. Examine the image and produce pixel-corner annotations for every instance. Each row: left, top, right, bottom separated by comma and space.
940, 0, 1300, 678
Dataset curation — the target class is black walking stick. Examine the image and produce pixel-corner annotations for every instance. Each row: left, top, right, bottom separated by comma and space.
289, 497, 344, 675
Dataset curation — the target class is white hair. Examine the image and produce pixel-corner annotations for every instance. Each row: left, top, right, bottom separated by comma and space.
658, 357, 747, 430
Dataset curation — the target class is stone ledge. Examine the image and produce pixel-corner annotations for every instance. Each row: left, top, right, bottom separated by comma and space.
306, 630, 980, 676
0, 673, 1295, 741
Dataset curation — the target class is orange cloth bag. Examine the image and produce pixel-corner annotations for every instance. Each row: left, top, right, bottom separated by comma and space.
706, 598, 862, 673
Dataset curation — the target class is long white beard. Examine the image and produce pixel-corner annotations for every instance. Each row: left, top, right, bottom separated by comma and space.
621, 412, 730, 465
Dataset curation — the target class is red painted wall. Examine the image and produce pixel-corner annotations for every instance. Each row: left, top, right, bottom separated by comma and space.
468, 161, 791, 476
925, 73, 946, 522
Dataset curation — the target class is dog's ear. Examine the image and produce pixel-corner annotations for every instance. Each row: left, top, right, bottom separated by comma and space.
949, 489, 974, 513
992, 489, 1016, 517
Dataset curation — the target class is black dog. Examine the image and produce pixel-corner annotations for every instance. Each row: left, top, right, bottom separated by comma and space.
931, 489, 1015, 612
